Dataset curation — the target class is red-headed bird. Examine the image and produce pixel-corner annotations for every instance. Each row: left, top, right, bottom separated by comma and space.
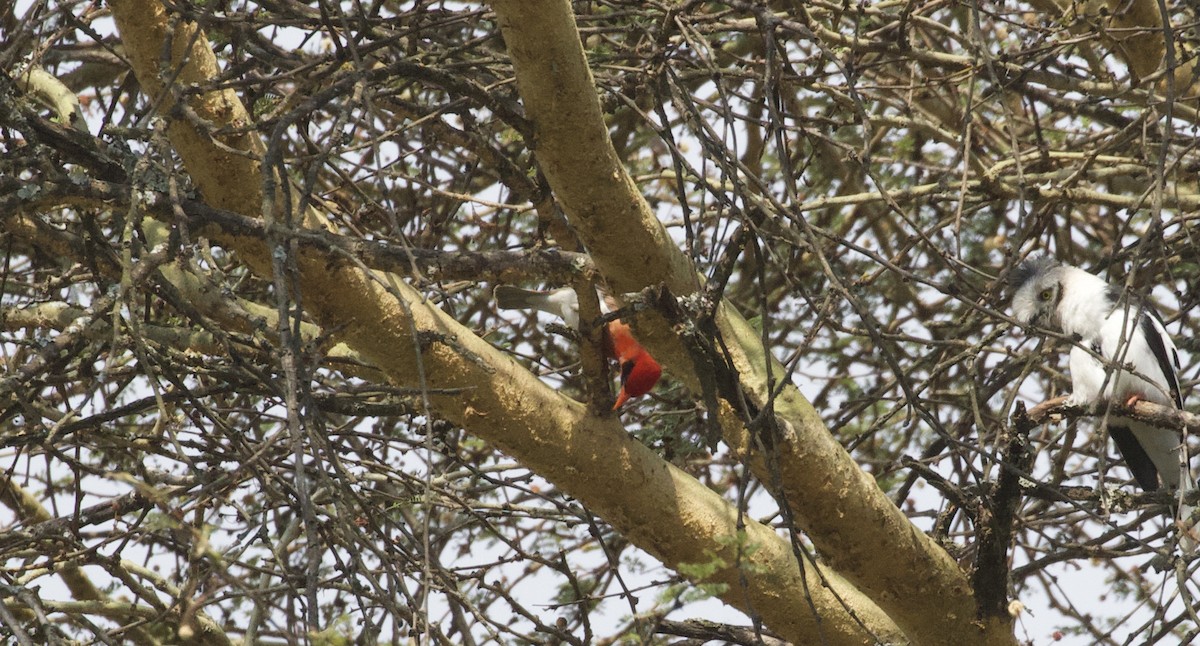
494, 286, 662, 410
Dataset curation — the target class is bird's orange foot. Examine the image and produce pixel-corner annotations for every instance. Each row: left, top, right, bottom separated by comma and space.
1125, 394, 1142, 408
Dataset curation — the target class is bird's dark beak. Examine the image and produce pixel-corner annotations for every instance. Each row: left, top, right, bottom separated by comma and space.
1012, 313, 1039, 337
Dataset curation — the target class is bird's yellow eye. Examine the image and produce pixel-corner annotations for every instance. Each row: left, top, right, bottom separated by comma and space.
1038, 289, 1052, 301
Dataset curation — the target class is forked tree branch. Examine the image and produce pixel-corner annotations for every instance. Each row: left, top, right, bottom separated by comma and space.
489, 1, 1016, 643
103, 0, 902, 643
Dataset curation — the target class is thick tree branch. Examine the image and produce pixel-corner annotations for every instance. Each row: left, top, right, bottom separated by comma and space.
972, 408, 1035, 620
1027, 0, 1198, 96
488, 1, 1012, 643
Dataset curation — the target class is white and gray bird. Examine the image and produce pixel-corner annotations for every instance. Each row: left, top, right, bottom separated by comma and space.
494, 285, 584, 330
1010, 255, 1191, 497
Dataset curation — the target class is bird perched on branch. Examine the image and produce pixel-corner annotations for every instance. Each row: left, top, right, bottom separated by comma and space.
1010, 255, 1194, 504
494, 286, 662, 410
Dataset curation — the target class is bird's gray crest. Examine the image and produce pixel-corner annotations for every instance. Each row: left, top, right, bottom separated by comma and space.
1009, 254, 1059, 292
